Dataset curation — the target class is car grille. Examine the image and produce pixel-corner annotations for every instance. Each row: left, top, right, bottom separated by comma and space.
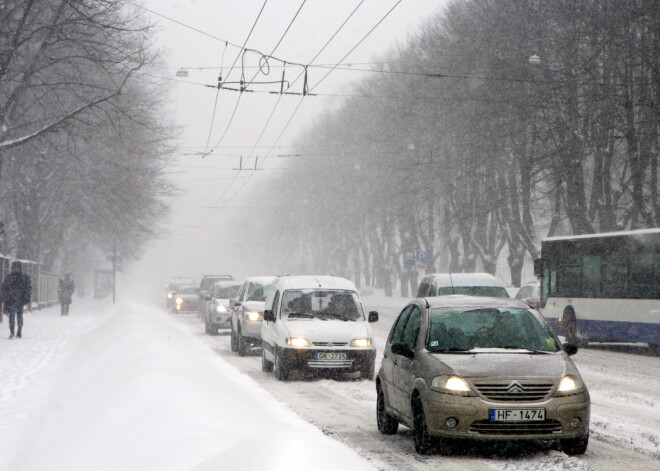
307, 359, 354, 368
312, 341, 348, 347
474, 381, 553, 401
469, 419, 562, 435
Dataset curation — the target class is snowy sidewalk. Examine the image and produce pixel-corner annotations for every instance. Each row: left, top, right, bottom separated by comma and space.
0, 297, 375, 471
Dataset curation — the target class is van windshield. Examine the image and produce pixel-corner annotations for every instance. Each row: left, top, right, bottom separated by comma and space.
281, 289, 364, 321
427, 308, 559, 352
436, 286, 509, 298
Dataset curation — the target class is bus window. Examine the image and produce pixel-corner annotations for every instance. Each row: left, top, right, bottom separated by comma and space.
602, 254, 628, 298
557, 259, 581, 297
582, 255, 601, 297
630, 254, 654, 299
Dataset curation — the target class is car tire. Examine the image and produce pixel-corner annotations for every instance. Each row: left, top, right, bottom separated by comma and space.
361, 361, 375, 380
262, 347, 274, 372
376, 385, 398, 435
560, 433, 589, 455
274, 349, 289, 381
238, 328, 249, 356
230, 326, 239, 352
563, 308, 584, 346
412, 396, 434, 455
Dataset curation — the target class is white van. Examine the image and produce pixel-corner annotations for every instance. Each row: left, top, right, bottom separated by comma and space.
416, 273, 509, 298
261, 275, 378, 381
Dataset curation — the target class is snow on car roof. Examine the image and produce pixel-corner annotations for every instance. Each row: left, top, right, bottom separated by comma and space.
424, 294, 530, 310
213, 280, 242, 287
424, 273, 506, 287
243, 276, 276, 284
271, 275, 357, 292
543, 227, 660, 241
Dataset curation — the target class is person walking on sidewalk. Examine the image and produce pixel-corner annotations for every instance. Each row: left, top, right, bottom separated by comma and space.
1, 261, 32, 339
58, 273, 75, 316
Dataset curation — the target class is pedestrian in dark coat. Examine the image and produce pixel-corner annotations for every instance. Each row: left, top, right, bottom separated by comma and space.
58, 273, 75, 316
1, 261, 32, 339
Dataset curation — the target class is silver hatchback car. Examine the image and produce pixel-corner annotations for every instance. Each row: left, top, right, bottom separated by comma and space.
376, 296, 590, 455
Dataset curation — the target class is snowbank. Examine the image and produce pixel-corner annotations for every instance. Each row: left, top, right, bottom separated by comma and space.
0, 298, 374, 471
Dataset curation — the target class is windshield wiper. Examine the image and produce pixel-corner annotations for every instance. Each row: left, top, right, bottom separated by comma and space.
287, 311, 314, 319
428, 347, 474, 354
321, 311, 355, 321
494, 346, 552, 354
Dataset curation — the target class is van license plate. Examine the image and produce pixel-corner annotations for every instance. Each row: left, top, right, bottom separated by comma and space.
316, 352, 347, 360
489, 409, 545, 422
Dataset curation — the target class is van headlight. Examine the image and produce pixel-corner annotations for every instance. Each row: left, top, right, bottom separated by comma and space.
555, 375, 585, 396
245, 311, 262, 321
431, 375, 476, 396
175, 297, 183, 305
216, 304, 228, 313
350, 338, 372, 348
286, 337, 311, 348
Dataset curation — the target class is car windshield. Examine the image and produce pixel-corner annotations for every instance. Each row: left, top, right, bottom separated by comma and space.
213, 284, 241, 299
281, 289, 364, 321
201, 276, 232, 291
436, 286, 509, 298
246, 283, 270, 302
427, 307, 559, 352
177, 286, 197, 295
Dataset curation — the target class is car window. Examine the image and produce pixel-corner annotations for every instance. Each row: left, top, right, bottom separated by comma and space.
389, 305, 413, 343
417, 283, 429, 297
428, 286, 437, 297
427, 307, 560, 352
401, 306, 422, 348
280, 289, 364, 321
213, 284, 241, 299
246, 282, 270, 302
516, 287, 530, 299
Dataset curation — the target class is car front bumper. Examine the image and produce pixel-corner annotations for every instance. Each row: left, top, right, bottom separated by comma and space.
279, 347, 376, 373
422, 390, 590, 441
210, 311, 232, 328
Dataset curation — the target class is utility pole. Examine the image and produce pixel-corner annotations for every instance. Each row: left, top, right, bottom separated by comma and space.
112, 240, 117, 304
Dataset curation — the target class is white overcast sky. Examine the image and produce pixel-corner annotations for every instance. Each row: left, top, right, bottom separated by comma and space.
132, 0, 448, 285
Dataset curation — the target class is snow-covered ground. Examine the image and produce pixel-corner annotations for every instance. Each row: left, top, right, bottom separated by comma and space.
1, 292, 658, 471
0, 297, 375, 471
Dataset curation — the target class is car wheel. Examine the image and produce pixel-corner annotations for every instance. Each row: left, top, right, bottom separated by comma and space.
563, 308, 582, 345
230, 326, 239, 352
262, 347, 274, 372
412, 395, 434, 455
376, 384, 398, 435
361, 361, 375, 380
274, 349, 289, 381
238, 328, 249, 356
560, 433, 589, 455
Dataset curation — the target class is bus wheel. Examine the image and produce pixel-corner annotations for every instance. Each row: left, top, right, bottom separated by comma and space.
564, 308, 579, 344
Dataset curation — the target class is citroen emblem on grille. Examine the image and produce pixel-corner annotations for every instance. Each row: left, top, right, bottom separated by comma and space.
327, 342, 334, 348
507, 381, 525, 393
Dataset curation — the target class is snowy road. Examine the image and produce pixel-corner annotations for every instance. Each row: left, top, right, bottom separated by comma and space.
175, 295, 660, 471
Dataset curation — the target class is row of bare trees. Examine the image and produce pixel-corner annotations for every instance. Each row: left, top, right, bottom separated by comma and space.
0, 0, 174, 276
241, 0, 657, 295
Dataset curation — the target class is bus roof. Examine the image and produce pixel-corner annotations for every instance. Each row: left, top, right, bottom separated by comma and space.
543, 227, 660, 242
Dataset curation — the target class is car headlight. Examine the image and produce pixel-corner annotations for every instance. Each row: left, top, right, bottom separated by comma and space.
175, 297, 183, 305
350, 338, 372, 348
167, 293, 173, 299
216, 304, 228, 313
555, 375, 585, 396
286, 337, 311, 348
245, 311, 262, 321
431, 375, 476, 396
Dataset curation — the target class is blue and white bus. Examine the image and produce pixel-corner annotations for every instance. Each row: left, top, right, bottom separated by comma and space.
535, 228, 660, 352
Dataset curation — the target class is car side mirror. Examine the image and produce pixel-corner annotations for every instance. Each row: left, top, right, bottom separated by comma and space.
263, 310, 275, 322
230, 298, 241, 307
391, 342, 414, 359
368, 311, 379, 323
204, 294, 212, 301
563, 343, 578, 356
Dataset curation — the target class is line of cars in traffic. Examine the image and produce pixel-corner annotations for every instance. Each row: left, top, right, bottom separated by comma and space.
164, 272, 589, 456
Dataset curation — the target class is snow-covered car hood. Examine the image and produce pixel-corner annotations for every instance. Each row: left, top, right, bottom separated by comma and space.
430, 352, 571, 379
241, 301, 265, 312
283, 318, 371, 343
